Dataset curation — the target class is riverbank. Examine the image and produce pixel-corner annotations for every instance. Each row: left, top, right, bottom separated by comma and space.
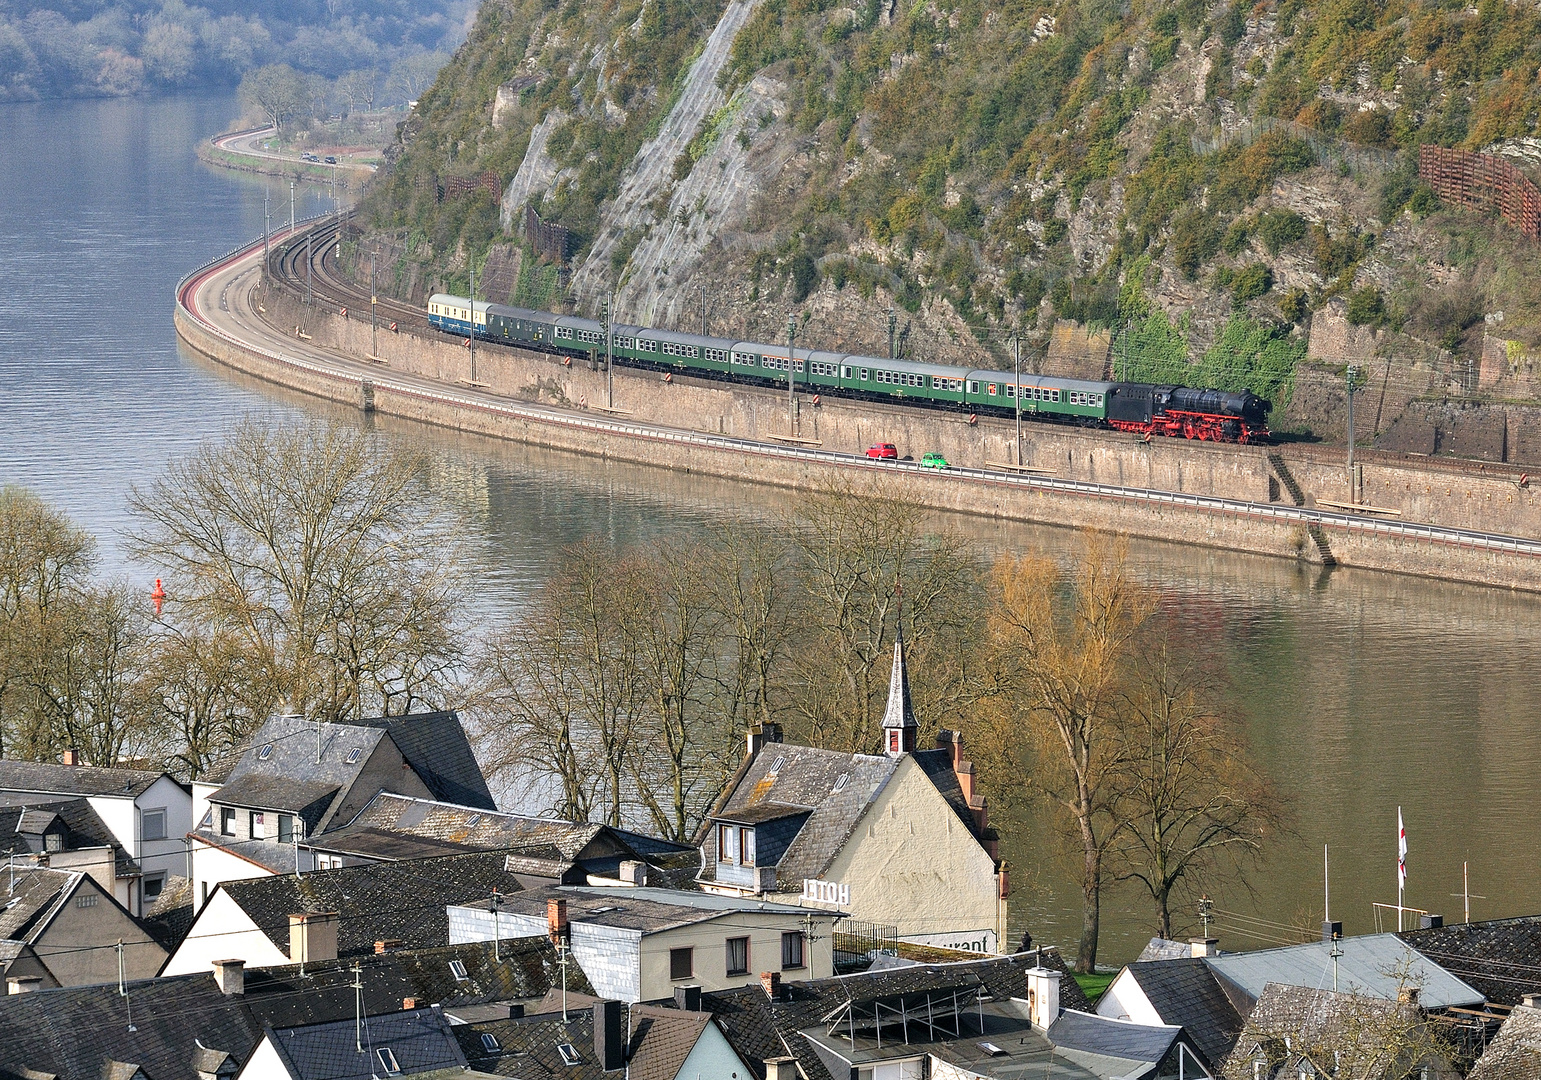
174, 237, 1541, 592
197, 126, 375, 189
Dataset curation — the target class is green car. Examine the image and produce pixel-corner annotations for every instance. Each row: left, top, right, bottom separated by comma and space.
920, 453, 949, 469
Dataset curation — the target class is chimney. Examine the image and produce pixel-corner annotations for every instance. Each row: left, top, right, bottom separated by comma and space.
1521, 993, 1541, 1012
746, 723, 782, 760
403, 997, 416, 1010
1190, 938, 1219, 958
289, 911, 339, 965
547, 898, 569, 943
998, 864, 1010, 900
375, 939, 405, 954
760, 971, 782, 999
507, 1003, 526, 1019
763, 722, 782, 744
211, 958, 246, 996
1398, 986, 1420, 1007
7, 976, 42, 995
618, 861, 649, 887
1322, 920, 1343, 944
674, 985, 703, 1012
594, 999, 624, 1071
1025, 967, 1062, 1029
1420, 914, 1444, 930
765, 1058, 798, 1080
48, 847, 117, 898
61, 749, 80, 767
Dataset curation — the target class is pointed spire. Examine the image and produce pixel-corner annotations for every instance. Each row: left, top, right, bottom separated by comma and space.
882, 583, 917, 757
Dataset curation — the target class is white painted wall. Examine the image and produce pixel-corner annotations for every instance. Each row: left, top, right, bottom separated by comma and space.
84, 795, 137, 857
192, 781, 221, 836
674, 1022, 754, 1080
1095, 968, 1165, 1025
162, 887, 291, 975
234, 1035, 293, 1080
815, 756, 1003, 941
190, 837, 291, 909
135, 775, 194, 883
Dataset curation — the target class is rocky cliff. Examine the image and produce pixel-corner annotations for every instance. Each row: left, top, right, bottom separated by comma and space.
354, 0, 1541, 451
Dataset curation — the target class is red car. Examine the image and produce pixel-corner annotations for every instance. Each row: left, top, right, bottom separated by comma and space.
866, 443, 898, 459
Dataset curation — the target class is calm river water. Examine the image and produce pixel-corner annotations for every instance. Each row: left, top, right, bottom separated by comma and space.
2, 94, 1539, 966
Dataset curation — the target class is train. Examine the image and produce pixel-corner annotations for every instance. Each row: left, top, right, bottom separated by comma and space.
426, 294, 1272, 444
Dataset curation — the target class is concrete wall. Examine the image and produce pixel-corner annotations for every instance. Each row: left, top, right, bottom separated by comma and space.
817, 757, 1004, 942
177, 303, 1541, 593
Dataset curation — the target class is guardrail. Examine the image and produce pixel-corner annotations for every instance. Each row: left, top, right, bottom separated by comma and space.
176, 242, 1541, 561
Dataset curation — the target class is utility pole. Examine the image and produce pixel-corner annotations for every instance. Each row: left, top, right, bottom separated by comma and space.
603, 297, 614, 409
289, 179, 295, 237
468, 264, 477, 385
1346, 364, 1361, 503
1013, 335, 1023, 465
887, 305, 897, 360
700, 284, 707, 337
263, 187, 271, 282
787, 312, 797, 437
370, 250, 378, 358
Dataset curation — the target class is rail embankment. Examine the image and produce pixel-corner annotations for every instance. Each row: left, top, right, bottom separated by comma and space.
173, 250, 1541, 593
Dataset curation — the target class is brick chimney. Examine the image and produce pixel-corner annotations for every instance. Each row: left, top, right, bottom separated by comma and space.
60, 749, 80, 766
1398, 986, 1420, 1007
211, 958, 246, 995
289, 911, 339, 965
375, 939, 405, 954
760, 971, 782, 999
402, 997, 416, 1010
547, 897, 569, 944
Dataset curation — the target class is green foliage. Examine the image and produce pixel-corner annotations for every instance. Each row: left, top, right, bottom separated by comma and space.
1279, 287, 1311, 324
1170, 213, 1222, 280
1256, 209, 1308, 255
1346, 285, 1386, 326
1231, 263, 1274, 303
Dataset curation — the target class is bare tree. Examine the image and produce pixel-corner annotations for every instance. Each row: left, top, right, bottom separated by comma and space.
138, 627, 276, 780
985, 534, 1154, 972
239, 63, 312, 132
127, 419, 468, 726
336, 68, 378, 113
386, 52, 448, 105
1117, 644, 1288, 938
703, 522, 797, 734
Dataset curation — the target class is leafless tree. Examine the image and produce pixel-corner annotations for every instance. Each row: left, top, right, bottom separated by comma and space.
127, 418, 468, 727
336, 68, 378, 113
239, 63, 312, 132
985, 534, 1155, 973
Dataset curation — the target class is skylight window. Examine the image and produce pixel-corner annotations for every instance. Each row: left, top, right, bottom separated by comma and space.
480, 1034, 500, 1053
466, 814, 482, 827
448, 960, 468, 981
375, 1048, 400, 1076
345, 747, 363, 764
556, 1044, 582, 1066
257, 744, 273, 761
770, 755, 785, 773
979, 1042, 1007, 1057
832, 773, 850, 792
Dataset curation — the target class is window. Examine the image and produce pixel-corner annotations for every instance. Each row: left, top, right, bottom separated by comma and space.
719, 824, 754, 866
931, 377, 963, 392
832, 773, 849, 792
142, 808, 166, 842
376, 1048, 401, 1076
782, 931, 805, 970
249, 812, 265, 839
480, 1033, 501, 1053
578, 329, 604, 344
76, 893, 98, 908
449, 959, 469, 981
810, 360, 839, 377
987, 383, 998, 396
889, 730, 901, 753
143, 873, 166, 901
556, 326, 574, 340
1005, 384, 1015, 398
257, 744, 273, 761
732, 351, 759, 367
842, 366, 853, 378
770, 755, 786, 773
636, 339, 658, 353
615, 336, 635, 351
705, 348, 728, 363
277, 814, 294, 844
219, 807, 236, 836
345, 747, 362, 764
661, 340, 700, 359
967, 381, 980, 394
670, 946, 694, 980
556, 1044, 582, 1067
726, 936, 750, 976
860, 369, 870, 381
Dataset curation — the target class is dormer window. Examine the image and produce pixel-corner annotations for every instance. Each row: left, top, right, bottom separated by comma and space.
718, 824, 755, 867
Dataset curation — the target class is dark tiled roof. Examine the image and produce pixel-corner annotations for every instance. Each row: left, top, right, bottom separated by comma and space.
0, 868, 73, 941
355, 713, 496, 811
0, 799, 139, 876
214, 850, 529, 958
1047, 1009, 1180, 1061
143, 876, 196, 951
1401, 915, 1541, 1005
1223, 983, 1435, 1080
213, 716, 388, 833
1121, 957, 1244, 1068
625, 1006, 712, 1080
459, 885, 814, 935
0, 761, 167, 799
1469, 1005, 1541, 1080
264, 1008, 465, 1080
454, 1012, 604, 1079
323, 794, 610, 860
211, 775, 340, 827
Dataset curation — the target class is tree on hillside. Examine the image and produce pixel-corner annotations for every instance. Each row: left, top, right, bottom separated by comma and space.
239, 63, 312, 132
337, 68, 378, 113
984, 536, 1155, 973
1117, 645, 1287, 939
127, 419, 467, 727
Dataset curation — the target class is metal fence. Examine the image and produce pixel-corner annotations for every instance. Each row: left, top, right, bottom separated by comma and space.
833, 920, 899, 969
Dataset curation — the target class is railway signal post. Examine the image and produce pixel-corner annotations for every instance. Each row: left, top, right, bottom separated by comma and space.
603, 298, 613, 410
370, 250, 378, 359
1012, 334, 1023, 466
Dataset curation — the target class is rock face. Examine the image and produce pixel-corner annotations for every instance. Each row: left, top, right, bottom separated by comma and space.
500, 109, 569, 234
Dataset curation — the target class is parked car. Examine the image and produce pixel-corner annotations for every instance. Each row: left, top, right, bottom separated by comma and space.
866, 443, 899, 459
324, 155, 338, 164
920, 453, 949, 469
300, 153, 320, 162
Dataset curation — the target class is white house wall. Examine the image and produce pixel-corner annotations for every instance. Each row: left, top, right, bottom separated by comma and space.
83, 795, 137, 859
674, 1022, 753, 1080
190, 839, 284, 910
815, 756, 1003, 941
136, 775, 195, 882
1096, 968, 1166, 1025
162, 887, 292, 975
234, 1035, 292, 1080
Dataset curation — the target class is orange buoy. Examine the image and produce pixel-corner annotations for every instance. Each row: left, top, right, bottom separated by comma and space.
150, 578, 165, 617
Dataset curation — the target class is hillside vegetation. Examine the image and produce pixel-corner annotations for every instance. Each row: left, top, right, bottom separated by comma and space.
358, 0, 1541, 425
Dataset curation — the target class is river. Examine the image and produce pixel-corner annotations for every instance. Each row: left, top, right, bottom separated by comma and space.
2, 93, 1539, 966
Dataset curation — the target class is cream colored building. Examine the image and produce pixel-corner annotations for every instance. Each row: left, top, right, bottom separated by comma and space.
697, 632, 1009, 951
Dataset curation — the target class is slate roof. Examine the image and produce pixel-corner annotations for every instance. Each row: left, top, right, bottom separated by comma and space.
211, 850, 529, 959
625, 1006, 713, 1080
456, 884, 818, 935
0, 760, 167, 800
1116, 957, 1245, 1068
355, 713, 496, 810
211, 776, 341, 831
1134, 937, 1194, 962
1046, 1010, 1182, 1077
1468, 1004, 1541, 1080
1203, 932, 1484, 1010
453, 1012, 603, 1079
1401, 914, 1541, 1005
0, 799, 139, 877
0, 868, 78, 941
263, 1008, 466, 1080
143, 876, 196, 951
0, 939, 583, 1080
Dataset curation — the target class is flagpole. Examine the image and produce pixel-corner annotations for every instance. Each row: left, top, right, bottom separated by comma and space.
1398, 806, 1406, 932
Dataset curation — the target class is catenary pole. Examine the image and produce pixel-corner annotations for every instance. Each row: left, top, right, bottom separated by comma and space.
469, 265, 477, 384
787, 313, 797, 437
1013, 335, 1022, 465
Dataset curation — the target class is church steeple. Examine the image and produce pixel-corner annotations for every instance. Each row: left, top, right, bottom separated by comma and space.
881, 621, 918, 757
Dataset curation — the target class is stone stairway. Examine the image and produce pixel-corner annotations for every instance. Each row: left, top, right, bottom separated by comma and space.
1269, 451, 1336, 566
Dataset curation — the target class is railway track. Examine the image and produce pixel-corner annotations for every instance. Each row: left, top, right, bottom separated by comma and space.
266, 216, 1537, 488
